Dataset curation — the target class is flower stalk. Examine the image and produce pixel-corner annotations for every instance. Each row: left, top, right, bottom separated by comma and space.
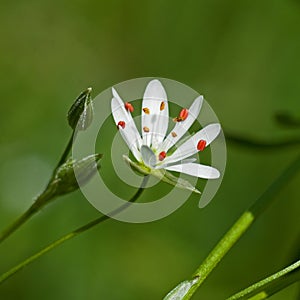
226, 259, 300, 300
0, 87, 95, 245
164, 153, 300, 300
0, 153, 102, 244
0, 176, 148, 285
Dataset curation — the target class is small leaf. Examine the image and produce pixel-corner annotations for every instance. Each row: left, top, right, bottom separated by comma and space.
163, 278, 199, 300
48, 153, 102, 196
68, 87, 94, 130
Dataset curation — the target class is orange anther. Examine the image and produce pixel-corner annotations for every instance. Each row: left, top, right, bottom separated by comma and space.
125, 102, 134, 113
143, 107, 150, 114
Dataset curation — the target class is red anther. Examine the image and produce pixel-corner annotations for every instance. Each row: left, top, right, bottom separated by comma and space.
179, 108, 188, 121
197, 139, 207, 151
125, 102, 134, 113
159, 151, 166, 161
117, 121, 126, 129
174, 108, 189, 122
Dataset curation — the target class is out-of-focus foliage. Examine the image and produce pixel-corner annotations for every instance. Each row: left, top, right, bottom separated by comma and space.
0, 0, 299, 299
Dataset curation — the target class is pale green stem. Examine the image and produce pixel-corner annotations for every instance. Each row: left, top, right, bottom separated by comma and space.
164, 153, 300, 300
0, 176, 148, 285
0, 190, 55, 244
226, 259, 300, 300
0, 133, 74, 244
54, 131, 75, 171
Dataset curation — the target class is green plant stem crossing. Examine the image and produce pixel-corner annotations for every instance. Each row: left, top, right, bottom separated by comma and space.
164, 153, 300, 300
0, 176, 148, 284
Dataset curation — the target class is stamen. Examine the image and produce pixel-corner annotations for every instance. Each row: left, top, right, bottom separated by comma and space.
179, 108, 188, 121
143, 126, 150, 133
173, 108, 189, 122
125, 102, 134, 113
143, 107, 150, 114
160, 101, 165, 111
117, 121, 126, 129
159, 151, 166, 161
171, 131, 177, 137
197, 139, 207, 151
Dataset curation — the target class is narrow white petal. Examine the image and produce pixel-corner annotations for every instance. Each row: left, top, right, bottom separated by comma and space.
159, 96, 203, 152
111, 89, 142, 161
164, 123, 221, 164
165, 163, 220, 179
155, 158, 197, 169
112, 88, 142, 148
140, 145, 156, 167
141, 80, 168, 148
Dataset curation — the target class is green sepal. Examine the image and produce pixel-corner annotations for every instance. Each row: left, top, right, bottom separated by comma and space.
123, 155, 200, 194
46, 153, 102, 197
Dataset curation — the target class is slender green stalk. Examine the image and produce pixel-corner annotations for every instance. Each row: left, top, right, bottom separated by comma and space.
0, 87, 92, 245
54, 132, 75, 171
164, 154, 300, 300
0, 133, 75, 245
226, 260, 300, 300
0, 189, 55, 244
0, 176, 148, 285
0, 205, 37, 244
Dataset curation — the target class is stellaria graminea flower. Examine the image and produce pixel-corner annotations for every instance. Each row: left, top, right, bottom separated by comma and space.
111, 79, 221, 194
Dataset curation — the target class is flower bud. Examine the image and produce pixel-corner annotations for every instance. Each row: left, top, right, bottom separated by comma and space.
68, 87, 94, 130
50, 154, 102, 196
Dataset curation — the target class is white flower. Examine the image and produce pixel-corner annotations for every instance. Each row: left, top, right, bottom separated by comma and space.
111, 79, 221, 194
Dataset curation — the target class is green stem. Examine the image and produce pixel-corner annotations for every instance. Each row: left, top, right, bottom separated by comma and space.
226, 260, 300, 300
0, 176, 148, 285
0, 190, 55, 244
54, 131, 75, 172
0, 205, 38, 244
164, 153, 300, 300
0, 132, 75, 245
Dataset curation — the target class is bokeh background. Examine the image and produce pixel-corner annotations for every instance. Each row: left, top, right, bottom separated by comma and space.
0, 0, 300, 299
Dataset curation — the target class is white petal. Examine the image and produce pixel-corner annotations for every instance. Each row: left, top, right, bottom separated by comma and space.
159, 96, 203, 152
140, 145, 156, 167
111, 88, 142, 161
155, 158, 197, 169
112, 88, 141, 150
141, 80, 168, 148
164, 123, 221, 164
165, 163, 220, 179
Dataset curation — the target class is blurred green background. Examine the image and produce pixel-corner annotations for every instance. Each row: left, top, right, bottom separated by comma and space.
0, 0, 300, 299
